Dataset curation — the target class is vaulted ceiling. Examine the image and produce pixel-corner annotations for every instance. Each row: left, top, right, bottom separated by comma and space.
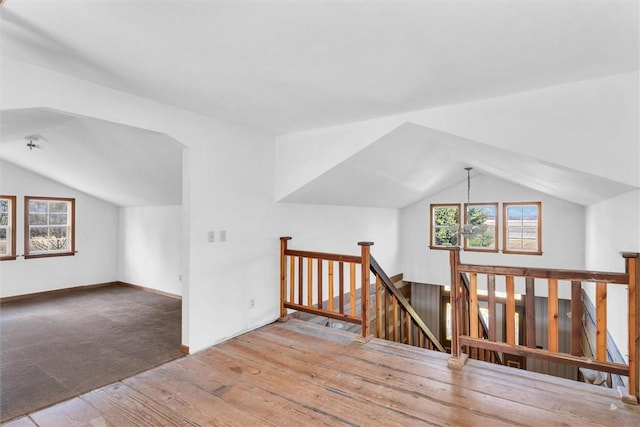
0, 1, 638, 207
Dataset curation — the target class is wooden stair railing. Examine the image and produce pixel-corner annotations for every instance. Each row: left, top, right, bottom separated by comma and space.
459, 272, 503, 365
370, 256, 445, 352
448, 248, 639, 405
279, 237, 444, 352
280, 237, 372, 336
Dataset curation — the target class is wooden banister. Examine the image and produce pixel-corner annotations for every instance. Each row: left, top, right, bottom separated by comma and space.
370, 256, 445, 352
449, 249, 640, 404
279, 237, 444, 352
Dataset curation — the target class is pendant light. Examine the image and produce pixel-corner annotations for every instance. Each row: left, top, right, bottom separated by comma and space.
459, 167, 484, 240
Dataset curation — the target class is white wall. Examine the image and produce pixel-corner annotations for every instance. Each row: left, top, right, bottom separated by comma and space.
585, 189, 640, 363
1, 58, 401, 353
400, 174, 585, 293
0, 160, 119, 297
118, 205, 182, 296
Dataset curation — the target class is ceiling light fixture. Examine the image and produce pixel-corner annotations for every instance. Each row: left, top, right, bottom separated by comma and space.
25, 136, 43, 151
459, 167, 485, 240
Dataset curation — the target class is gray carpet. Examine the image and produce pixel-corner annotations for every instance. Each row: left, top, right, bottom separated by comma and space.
0, 284, 183, 423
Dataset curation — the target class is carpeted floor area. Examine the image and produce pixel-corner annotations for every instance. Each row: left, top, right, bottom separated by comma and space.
0, 284, 183, 423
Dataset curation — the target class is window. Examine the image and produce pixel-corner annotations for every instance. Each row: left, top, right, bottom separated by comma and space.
503, 202, 541, 255
430, 204, 460, 249
0, 195, 17, 260
463, 203, 498, 252
25, 197, 75, 259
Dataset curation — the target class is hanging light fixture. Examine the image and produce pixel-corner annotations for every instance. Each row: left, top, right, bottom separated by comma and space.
459, 167, 485, 240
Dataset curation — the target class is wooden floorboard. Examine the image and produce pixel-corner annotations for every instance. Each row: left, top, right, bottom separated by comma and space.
9, 319, 640, 426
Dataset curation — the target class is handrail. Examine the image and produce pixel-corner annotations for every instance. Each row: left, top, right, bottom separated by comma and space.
280, 237, 445, 353
448, 248, 639, 405
280, 237, 371, 334
370, 256, 445, 352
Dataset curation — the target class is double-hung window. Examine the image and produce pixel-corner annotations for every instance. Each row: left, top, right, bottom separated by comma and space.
463, 203, 498, 252
0, 195, 17, 260
503, 202, 542, 255
25, 197, 75, 259
430, 204, 460, 249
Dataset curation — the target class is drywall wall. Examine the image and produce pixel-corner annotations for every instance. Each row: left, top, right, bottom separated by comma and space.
118, 205, 182, 296
0, 160, 119, 297
1, 58, 401, 353
585, 189, 640, 363
400, 174, 585, 294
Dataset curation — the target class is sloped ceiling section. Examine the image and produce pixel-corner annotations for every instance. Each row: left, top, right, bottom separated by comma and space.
0, 108, 184, 207
280, 123, 636, 208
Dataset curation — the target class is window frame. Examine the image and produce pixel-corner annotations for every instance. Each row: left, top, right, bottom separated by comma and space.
463, 202, 499, 253
24, 196, 76, 259
0, 195, 17, 261
429, 203, 461, 250
502, 201, 542, 255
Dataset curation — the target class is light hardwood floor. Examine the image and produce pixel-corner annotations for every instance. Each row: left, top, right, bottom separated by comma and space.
5, 319, 640, 426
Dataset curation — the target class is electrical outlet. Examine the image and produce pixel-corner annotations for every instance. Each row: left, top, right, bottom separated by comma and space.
208, 231, 215, 242
220, 230, 226, 242
250, 298, 255, 309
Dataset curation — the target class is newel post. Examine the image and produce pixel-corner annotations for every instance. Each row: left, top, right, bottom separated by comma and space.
358, 242, 374, 339
448, 248, 467, 368
623, 252, 640, 404
280, 237, 292, 319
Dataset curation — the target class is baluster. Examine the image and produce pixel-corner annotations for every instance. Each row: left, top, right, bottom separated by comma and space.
289, 255, 295, 304
506, 275, 516, 346
548, 278, 559, 353
596, 281, 607, 362
392, 295, 398, 342
317, 259, 323, 310
307, 258, 313, 307
469, 273, 478, 339
339, 262, 344, 314
298, 256, 303, 305
375, 275, 383, 338
405, 312, 412, 345
349, 263, 356, 316
487, 275, 496, 342
328, 261, 334, 312
525, 278, 536, 348
570, 281, 582, 356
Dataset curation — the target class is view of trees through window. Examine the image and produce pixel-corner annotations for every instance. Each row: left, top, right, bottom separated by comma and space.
0, 196, 14, 258
465, 204, 497, 250
26, 197, 75, 257
432, 205, 459, 247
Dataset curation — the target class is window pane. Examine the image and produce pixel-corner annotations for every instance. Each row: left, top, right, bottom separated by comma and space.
0, 199, 8, 214
25, 197, 75, 257
432, 205, 459, 247
29, 213, 48, 225
504, 203, 540, 253
0, 228, 7, 256
49, 214, 68, 225
465, 204, 497, 250
0, 213, 7, 226
29, 227, 49, 252
49, 201, 68, 213
30, 200, 48, 213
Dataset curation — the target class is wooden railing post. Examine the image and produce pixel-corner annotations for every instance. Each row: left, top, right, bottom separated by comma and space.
623, 253, 639, 404
448, 248, 466, 368
358, 242, 374, 339
280, 237, 292, 319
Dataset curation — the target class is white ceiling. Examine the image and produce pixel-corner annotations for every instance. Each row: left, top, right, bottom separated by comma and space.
0, 1, 638, 208
1, 1, 637, 134
0, 108, 183, 206
281, 123, 637, 207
